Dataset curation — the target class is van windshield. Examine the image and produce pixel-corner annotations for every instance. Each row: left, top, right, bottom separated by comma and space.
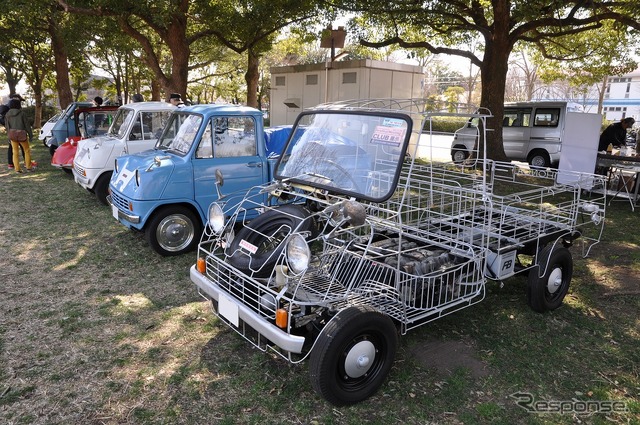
108, 108, 136, 139
156, 112, 203, 155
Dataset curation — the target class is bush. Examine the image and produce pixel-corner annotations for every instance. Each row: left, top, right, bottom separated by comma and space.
425, 117, 468, 134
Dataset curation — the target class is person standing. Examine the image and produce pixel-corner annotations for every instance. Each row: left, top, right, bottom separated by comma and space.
5, 98, 33, 173
3, 94, 27, 169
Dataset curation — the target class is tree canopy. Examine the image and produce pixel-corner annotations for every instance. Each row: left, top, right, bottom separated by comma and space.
334, 0, 640, 159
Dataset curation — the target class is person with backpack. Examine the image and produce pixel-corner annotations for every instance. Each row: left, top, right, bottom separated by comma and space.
5, 98, 33, 173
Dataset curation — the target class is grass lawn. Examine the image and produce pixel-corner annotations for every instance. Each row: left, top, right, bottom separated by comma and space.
1, 139, 639, 424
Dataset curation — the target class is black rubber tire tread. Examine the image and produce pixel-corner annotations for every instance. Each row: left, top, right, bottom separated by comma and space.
527, 246, 573, 313
145, 205, 202, 256
94, 172, 112, 206
309, 305, 397, 406
226, 204, 313, 278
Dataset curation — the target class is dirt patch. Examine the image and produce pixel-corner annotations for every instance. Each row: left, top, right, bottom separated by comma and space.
408, 339, 490, 379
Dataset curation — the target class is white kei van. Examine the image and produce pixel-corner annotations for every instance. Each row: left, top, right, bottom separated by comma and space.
450, 101, 588, 167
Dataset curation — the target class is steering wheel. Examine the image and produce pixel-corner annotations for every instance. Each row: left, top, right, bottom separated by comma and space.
315, 158, 362, 192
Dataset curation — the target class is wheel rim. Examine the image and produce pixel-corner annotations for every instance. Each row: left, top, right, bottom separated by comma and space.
344, 340, 376, 378
546, 267, 563, 294
156, 214, 195, 252
453, 150, 466, 162
338, 334, 385, 391
531, 156, 546, 167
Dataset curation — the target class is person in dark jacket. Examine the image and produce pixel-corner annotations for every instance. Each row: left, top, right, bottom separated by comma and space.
3, 94, 26, 168
598, 117, 635, 151
5, 98, 33, 173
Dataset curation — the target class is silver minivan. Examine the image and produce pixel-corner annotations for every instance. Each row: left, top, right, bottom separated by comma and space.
451, 101, 585, 167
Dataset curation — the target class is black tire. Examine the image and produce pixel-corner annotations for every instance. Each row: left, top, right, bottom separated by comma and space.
48, 144, 57, 156
62, 168, 72, 175
226, 204, 313, 278
145, 206, 202, 256
94, 172, 112, 206
309, 305, 397, 406
452, 148, 469, 163
527, 150, 551, 168
527, 246, 573, 312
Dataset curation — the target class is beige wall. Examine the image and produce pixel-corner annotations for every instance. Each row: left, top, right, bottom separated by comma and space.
270, 59, 424, 125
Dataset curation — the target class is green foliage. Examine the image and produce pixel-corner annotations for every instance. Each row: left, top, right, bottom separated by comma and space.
535, 21, 639, 89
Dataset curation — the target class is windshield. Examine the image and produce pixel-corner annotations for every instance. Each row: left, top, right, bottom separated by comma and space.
276, 111, 412, 202
156, 112, 203, 155
108, 108, 135, 139
78, 110, 114, 138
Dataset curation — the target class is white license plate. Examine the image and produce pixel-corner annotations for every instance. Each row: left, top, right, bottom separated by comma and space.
219, 294, 239, 327
111, 204, 119, 220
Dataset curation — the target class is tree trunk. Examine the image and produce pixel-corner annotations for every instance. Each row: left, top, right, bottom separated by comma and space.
245, 50, 260, 108
49, 20, 73, 109
3, 66, 21, 98
597, 75, 608, 116
477, 10, 511, 162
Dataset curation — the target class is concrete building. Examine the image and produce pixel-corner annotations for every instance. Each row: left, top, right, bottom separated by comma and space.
597, 67, 640, 123
269, 59, 424, 125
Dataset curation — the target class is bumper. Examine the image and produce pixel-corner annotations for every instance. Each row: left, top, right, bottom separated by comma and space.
190, 265, 305, 354
73, 166, 91, 188
106, 195, 141, 224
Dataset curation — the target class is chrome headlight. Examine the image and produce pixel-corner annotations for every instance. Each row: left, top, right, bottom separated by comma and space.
208, 203, 225, 233
286, 234, 310, 274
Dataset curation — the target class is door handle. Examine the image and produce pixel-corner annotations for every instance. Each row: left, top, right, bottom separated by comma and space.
246, 162, 263, 168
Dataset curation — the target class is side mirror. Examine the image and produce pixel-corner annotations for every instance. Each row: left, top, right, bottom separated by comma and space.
214, 169, 225, 200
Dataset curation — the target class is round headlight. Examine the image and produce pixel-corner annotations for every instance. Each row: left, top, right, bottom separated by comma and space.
286, 234, 310, 274
208, 203, 225, 233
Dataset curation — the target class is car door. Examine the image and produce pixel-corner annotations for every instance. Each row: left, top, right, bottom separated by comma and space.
502, 108, 532, 161
193, 115, 268, 214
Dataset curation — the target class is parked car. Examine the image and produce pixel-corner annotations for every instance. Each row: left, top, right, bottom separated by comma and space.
450, 101, 600, 167
47, 101, 94, 155
73, 102, 175, 205
51, 105, 119, 173
107, 104, 293, 256
39, 112, 62, 146
190, 99, 607, 405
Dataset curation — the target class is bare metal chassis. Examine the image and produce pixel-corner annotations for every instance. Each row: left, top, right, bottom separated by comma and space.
192, 100, 606, 365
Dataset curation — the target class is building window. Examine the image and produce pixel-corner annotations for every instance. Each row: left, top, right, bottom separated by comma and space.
342, 72, 357, 84
306, 74, 318, 85
275, 76, 285, 86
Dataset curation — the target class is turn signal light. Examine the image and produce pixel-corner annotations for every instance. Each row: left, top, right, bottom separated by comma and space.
275, 309, 288, 329
196, 258, 206, 273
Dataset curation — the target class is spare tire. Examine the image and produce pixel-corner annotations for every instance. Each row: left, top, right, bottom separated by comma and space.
226, 204, 314, 277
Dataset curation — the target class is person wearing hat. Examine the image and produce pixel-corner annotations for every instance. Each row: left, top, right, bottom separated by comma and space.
132, 93, 144, 103
598, 117, 635, 152
169, 93, 185, 107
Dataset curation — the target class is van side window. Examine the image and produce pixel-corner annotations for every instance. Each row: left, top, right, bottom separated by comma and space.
196, 123, 214, 158
504, 109, 531, 127
213, 116, 257, 158
534, 108, 560, 127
